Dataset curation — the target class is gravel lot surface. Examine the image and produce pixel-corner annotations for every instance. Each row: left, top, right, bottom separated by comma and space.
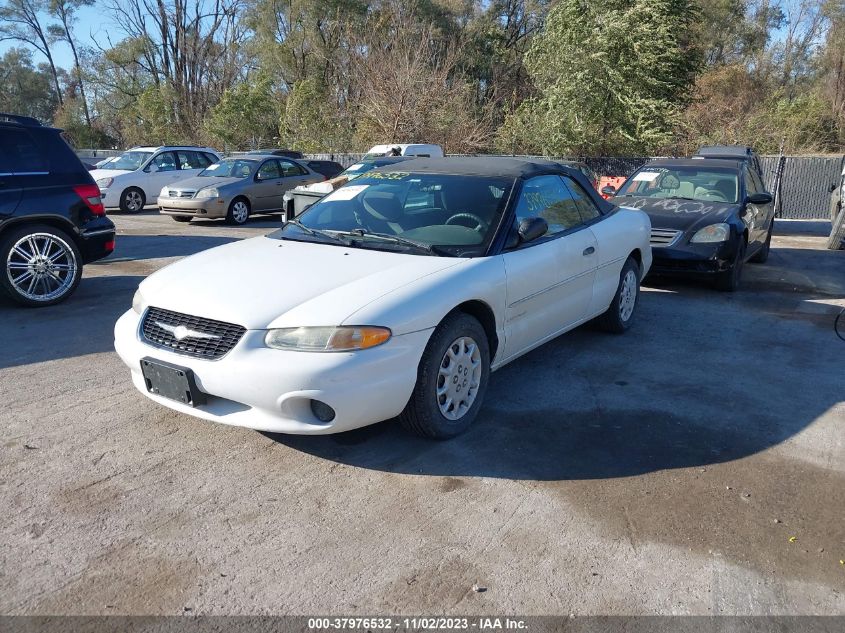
1, 212, 843, 615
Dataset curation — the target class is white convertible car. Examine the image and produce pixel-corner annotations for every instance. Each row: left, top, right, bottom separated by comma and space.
115, 158, 651, 439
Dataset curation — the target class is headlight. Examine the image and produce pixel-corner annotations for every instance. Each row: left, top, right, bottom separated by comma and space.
132, 289, 146, 315
690, 223, 730, 243
159, 186, 170, 199
195, 187, 219, 199
96, 177, 113, 188
264, 326, 391, 352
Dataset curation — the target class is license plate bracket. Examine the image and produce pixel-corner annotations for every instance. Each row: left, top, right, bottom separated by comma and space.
140, 357, 206, 407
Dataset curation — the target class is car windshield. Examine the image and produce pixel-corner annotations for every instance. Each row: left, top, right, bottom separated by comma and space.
617, 166, 740, 204
339, 161, 389, 180
199, 159, 257, 178
274, 172, 514, 256
107, 151, 153, 171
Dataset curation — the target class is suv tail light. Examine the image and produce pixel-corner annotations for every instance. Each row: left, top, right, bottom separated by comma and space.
73, 184, 106, 216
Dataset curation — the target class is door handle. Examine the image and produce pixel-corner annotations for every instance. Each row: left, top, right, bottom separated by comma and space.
583, 246, 595, 256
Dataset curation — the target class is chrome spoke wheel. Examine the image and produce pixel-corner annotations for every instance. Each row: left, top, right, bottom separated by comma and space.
6, 232, 77, 302
436, 336, 482, 421
619, 269, 638, 322
232, 201, 249, 224
125, 190, 143, 211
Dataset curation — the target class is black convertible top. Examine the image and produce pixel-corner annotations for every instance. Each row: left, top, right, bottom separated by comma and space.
642, 158, 744, 170
380, 156, 570, 178
376, 156, 615, 213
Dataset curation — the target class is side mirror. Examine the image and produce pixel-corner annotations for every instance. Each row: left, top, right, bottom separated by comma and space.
747, 192, 773, 205
600, 185, 617, 196
517, 217, 548, 243
831, 183, 839, 193
145, 164, 158, 173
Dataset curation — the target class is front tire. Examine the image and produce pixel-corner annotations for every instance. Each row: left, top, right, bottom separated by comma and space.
226, 198, 250, 225
119, 187, 146, 213
0, 224, 82, 307
399, 313, 490, 439
714, 240, 746, 291
596, 257, 640, 333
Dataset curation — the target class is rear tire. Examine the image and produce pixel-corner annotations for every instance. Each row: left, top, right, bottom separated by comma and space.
750, 219, 773, 263
226, 198, 250, 225
0, 224, 82, 307
828, 206, 845, 250
714, 240, 746, 291
596, 257, 640, 333
119, 187, 145, 213
171, 216, 192, 223
399, 313, 490, 439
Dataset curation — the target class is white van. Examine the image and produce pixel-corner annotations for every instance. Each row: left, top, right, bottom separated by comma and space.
91, 146, 220, 212
364, 143, 444, 159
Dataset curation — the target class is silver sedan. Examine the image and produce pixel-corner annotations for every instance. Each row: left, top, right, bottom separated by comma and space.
158, 155, 323, 225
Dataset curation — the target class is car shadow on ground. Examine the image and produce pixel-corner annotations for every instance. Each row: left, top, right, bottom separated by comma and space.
267, 243, 844, 482
91, 234, 239, 262
0, 274, 144, 370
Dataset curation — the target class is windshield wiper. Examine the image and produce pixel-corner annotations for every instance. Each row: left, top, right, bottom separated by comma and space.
339, 229, 448, 256
285, 220, 351, 246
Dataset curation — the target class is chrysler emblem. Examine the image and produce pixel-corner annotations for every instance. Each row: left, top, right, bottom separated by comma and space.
155, 321, 220, 341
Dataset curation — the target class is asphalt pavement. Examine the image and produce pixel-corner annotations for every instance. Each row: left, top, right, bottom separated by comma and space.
1, 211, 843, 615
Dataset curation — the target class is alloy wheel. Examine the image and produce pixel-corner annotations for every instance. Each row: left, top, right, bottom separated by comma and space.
6, 233, 78, 302
125, 190, 143, 211
436, 336, 482, 421
232, 201, 249, 224
619, 269, 638, 322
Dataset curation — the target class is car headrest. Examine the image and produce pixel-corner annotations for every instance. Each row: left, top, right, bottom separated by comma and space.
443, 181, 496, 213
362, 191, 403, 221
713, 179, 736, 201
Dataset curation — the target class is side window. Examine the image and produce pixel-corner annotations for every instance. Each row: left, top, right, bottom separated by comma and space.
256, 160, 281, 180
561, 176, 601, 223
203, 153, 218, 166
279, 159, 307, 177
743, 166, 759, 195
749, 166, 765, 194
1, 128, 48, 173
513, 174, 583, 237
176, 151, 206, 170
151, 151, 177, 172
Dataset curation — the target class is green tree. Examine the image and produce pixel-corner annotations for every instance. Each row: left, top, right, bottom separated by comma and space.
279, 78, 352, 152
206, 77, 281, 151
0, 0, 63, 106
0, 47, 58, 121
498, 0, 700, 155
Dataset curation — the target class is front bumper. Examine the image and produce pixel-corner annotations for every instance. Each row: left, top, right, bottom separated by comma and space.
114, 309, 432, 434
158, 196, 228, 218
649, 240, 740, 276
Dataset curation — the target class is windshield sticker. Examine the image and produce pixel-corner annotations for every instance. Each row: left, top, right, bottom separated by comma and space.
633, 171, 661, 182
346, 163, 364, 171
323, 184, 370, 202
366, 171, 410, 180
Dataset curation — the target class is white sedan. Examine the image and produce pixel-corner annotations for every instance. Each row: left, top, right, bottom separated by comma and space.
114, 158, 651, 439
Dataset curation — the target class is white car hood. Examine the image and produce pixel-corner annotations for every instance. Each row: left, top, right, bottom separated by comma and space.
91, 168, 131, 183
139, 236, 465, 330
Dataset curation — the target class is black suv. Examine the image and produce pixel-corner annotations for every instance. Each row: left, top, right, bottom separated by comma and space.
1, 113, 116, 306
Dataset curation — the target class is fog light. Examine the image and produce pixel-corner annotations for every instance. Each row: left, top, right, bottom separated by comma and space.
310, 399, 336, 423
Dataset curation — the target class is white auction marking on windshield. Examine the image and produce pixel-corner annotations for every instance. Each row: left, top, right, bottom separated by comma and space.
324, 184, 370, 202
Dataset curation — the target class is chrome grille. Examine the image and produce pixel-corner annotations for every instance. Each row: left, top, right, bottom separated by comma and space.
141, 307, 246, 359
167, 190, 195, 198
650, 228, 681, 247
